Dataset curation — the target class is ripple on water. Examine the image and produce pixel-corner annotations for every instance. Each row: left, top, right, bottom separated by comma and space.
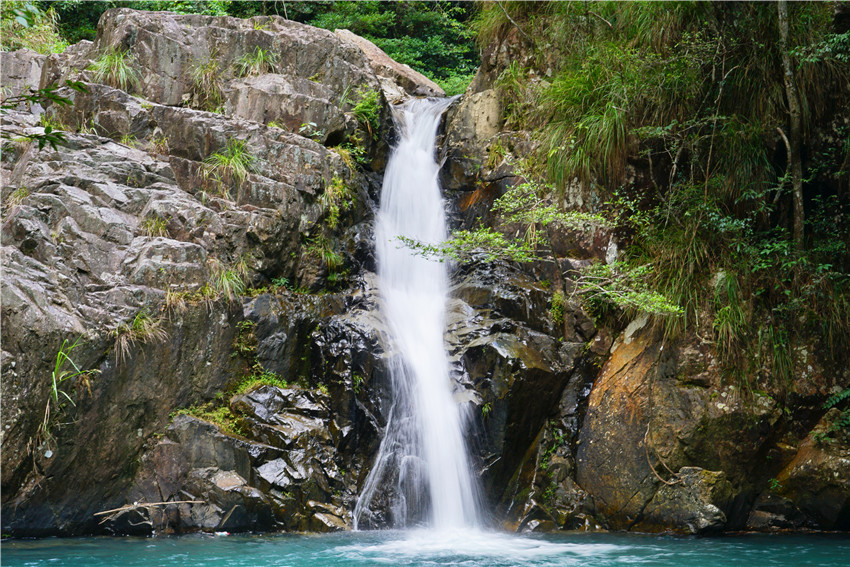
332, 529, 627, 567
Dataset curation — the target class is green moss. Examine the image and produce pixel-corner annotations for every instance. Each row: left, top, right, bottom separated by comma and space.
550, 291, 566, 326
175, 404, 246, 437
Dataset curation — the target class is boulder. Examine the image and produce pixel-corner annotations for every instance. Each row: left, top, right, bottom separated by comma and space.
440, 89, 501, 194
574, 318, 780, 532
94, 9, 381, 108
445, 260, 588, 508
633, 467, 734, 534
335, 29, 444, 99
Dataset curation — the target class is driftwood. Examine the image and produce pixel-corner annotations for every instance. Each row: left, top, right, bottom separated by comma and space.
94, 500, 203, 525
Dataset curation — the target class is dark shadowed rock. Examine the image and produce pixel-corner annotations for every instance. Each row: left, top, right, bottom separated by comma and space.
765, 410, 850, 530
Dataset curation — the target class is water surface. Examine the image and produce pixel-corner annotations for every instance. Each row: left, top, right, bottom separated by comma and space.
4, 529, 848, 566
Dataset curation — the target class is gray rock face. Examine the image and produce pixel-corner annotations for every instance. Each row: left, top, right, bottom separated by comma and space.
94, 9, 380, 107
335, 29, 445, 99
0, 49, 46, 96
1, 6, 393, 536
226, 75, 353, 144
444, 260, 593, 518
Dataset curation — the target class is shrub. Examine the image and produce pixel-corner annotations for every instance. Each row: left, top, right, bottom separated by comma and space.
0, 1, 67, 54
436, 72, 475, 97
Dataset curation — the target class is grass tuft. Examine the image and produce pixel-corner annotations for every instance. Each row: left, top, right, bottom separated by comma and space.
88, 47, 140, 92
112, 308, 168, 364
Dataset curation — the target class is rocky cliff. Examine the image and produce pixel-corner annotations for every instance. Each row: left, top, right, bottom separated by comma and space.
2, 8, 848, 538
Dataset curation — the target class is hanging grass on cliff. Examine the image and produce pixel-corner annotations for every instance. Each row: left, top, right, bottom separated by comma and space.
473, 1, 850, 393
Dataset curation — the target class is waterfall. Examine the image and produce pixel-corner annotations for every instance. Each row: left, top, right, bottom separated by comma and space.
354, 97, 480, 530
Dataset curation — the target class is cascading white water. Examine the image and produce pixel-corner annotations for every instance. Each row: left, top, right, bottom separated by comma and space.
354, 97, 480, 530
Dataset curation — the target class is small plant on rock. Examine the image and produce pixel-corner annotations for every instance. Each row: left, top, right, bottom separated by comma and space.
352, 373, 365, 394
298, 121, 325, 141
352, 87, 381, 139
4, 186, 30, 209
120, 133, 137, 148
140, 214, 169, 238
112, 308, 168, 364
189, 52, 224, 112
236, 370, 289, 395
164, 288, 188, 316
234, 46, 279, 77
550, 290, 566, 326
334, 142, 367, 168
148, 134, 168, 155
320, 176, 355, 230
174, 404, 246, 437
88, 47, 140, 92
38, 112, 66, 132
201, 139, 257, 197
209, 259, 246, 301
41, 337, 99, 444
308, 233, 343, 271
814, 387, 850, 443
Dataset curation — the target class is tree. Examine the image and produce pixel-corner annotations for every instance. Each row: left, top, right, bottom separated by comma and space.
777, 0, 806, 250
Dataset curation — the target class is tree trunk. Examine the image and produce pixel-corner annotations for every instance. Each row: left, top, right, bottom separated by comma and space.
777, 0, 805, 250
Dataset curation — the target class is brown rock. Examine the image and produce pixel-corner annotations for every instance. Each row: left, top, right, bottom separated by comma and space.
772, 409, 850, 529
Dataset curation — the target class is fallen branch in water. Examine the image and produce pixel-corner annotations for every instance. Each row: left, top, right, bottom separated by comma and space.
94, 500, 203, 524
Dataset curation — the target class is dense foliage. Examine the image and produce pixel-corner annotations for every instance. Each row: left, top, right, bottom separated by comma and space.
476, 1, 850, 395
17, 0, 478, 94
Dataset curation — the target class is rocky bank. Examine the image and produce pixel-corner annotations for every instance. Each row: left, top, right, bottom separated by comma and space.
2, 9, 848, 537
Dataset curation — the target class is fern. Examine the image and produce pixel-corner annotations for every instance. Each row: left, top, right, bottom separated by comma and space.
824, 387, 850, 409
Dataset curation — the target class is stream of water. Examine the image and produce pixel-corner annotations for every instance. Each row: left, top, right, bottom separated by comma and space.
354, 97, 479, 530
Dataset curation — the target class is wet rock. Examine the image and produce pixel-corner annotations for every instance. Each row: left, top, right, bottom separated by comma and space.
445, 260, 587, 509
633, 467, 734, 534
746, 492, 807, 530
575, 320, 781, 532
767, 410, 850, 530
308, 500, 349, 532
